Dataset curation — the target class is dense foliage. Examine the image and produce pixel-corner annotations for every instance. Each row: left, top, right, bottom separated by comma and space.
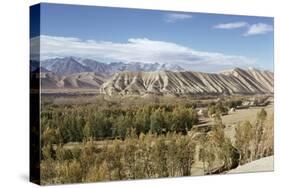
41, 103, 199, 145
41, 132, 197, 184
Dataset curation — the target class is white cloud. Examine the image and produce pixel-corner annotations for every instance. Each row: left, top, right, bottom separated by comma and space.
31, 35, 255, 70
213, 21, 273, 37
164, 13, 192, 23
214, 22, 248, 29
243, 23, 273, 36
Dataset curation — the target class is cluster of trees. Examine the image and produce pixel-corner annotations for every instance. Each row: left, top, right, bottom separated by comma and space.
40, 114, 241, 184
224, 99, 243, 109
41, 103, 198, 145
41, 131, 197, 184
196, 108, 273, 173
198, 114, 238, 174
207, 99, 244, 117
40, 97, 274, 184
234, 108, 274, 165
207, 102, 229, 117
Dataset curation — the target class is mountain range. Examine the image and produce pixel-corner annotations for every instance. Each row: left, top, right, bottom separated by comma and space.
38, 57, 273, 96
40, 69, 273, 97
41, 57, 185, 75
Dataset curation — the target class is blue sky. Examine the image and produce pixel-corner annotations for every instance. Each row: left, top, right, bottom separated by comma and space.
31, 3, 274, 72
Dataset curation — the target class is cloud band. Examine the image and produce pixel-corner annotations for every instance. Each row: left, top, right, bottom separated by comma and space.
31, 35, 255, 71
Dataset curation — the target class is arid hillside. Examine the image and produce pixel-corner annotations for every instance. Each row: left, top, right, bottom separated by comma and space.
40, 72, 107, 89
40, 67, 273, 97
101, 68, 273, 96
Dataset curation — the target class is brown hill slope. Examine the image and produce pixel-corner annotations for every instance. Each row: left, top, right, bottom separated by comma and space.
41, 72, 107, 89
101, 68, 274, 96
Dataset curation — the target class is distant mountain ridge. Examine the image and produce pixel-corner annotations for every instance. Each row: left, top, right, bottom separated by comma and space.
101, 68, 274, 96
41, 57, 92, 75
41, 57, 185, 75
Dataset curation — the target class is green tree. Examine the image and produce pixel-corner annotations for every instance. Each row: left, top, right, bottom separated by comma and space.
83, 121, 93, 140
105, 141, 124, 180
252, 108, 268, 160
199, 139, 216, 174
114, 114, 132, 139
92, 112, 112, 139
257, 108, 267, 124
150, 108, 165, 134
152, 136, 169, 177
79, 141, 97, 176
40, 159, 57, 184
123, 138, 138, 179
42, 144, 55, 160
176, 136, 196, 176
198, 134, 214, 174
134, 107, 151, 135
166, 132, 179, 176
57, 160, 83, 183
41, 127, 57, 146
209, 114, 237, 170
171, 106, 196, 133
235, 121, 253, 165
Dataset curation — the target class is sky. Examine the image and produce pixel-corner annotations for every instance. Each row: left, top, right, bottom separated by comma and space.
30, 3, 274, 72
